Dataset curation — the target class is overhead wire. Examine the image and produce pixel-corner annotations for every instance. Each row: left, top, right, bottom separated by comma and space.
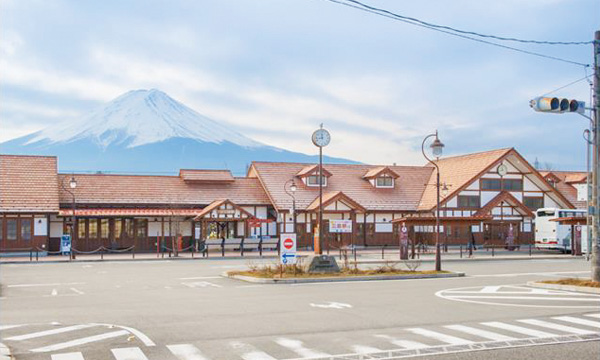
541, 75, 593, 96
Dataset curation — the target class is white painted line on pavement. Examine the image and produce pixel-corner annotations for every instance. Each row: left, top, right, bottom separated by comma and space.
235, 285, 265, 289
70, 288, 84, 295
5, 324, 97, 341
0, 324, 26, 331
167, 344, 210, 360
51, 289, 58, 296
444, 295, 600, 301
406, 328, 473, 345
444, 324, 517, 341
481, 322, 558, 338
91, 324, 156, 347
553, 316, 600, 329
480, 286, 502, 293
470, 271, 590, 278
275, 338, 329, 358
179, 276, 221, 280
374, 335, 429, 349
351, 345, 382, 354
7, 282, 85, 288
111, 347, 149, 360
51, 352, 84, 360
230, 340, 278, 360
182, 281, 223, 289
517, 319, 595, 335
30, 330, 129, 352
585, 313, 600, 319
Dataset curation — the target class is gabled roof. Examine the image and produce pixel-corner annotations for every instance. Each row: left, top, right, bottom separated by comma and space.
362, 166, 400, 179
250, 162, 433, 212
296, 164, 333, 178
474, 191, 534, 217
540, 171, 562, 183
305, 191, 366, 212
0, 155, 60, 213
194, 199, 255, 220
179, 169, 234, 183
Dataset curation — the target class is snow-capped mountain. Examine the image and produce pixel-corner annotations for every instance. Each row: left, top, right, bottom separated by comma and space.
0, 89, 355, 173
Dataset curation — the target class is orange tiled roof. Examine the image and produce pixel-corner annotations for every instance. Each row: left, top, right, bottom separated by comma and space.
250, 162, 433, 212
296, 164, 333, 178
539, 170, 587, 209
474, 191, 534, 217
362, 166, 400, 179
179, 169, 234, 182
0, 155, 60, 213
59, 208, 202, 217
57, 174, 271, 206
305, 191, 366, 212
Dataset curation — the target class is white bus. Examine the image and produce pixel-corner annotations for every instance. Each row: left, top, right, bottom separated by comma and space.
534, 208, 588, 253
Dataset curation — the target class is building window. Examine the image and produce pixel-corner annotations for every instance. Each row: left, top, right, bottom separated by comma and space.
124, 219, 134, 238
89, 220, 98, 239
100, 219, 109, 239
481, 179, 501, 190
21, 219, 32, 241
458, 196, 480, 208
0, 220, 3, 242
6, 219, 17, 241
376, 176, 394, 188
524, 197, 544, 210
136, 219, 148, 239
78, 219, 86, 239
115, 219, 122, 239
307, 175, 327, 186
503, 179, 523, 191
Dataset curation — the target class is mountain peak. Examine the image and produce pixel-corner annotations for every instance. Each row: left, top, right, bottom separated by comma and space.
26, 89, 262, 149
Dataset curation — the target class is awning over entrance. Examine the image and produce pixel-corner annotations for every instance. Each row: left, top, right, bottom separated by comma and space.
305, 191, 366, 213
58, 208, 202, 217
193, 199, 255, 221
474, 191, 534, 218
392, 215, 492, 226
550, 216, 588, 225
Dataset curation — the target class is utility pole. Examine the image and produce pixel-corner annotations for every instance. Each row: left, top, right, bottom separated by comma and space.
592, 30, 600, 282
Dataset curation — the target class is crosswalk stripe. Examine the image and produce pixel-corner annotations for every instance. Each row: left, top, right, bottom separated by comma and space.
351, 345, 382, 354
585, 313, 600, 319
517, 319, 595, 335
274, 338, 329, 358
553, 316, 600, 329
241, 350, 278, 360
111, 347, 149, 360
481, 322, 558, 338
167, 344, 210, 360
5, 324, 97, 341
405, 328, 473, 345
30, 330, 129, 353
374, 335, 428, 349
51, 353, 85, 360
444, 324, 516, 341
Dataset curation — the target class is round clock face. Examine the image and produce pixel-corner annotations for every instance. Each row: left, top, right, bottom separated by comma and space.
312, 128, 331, 147
497, 164, 508, 177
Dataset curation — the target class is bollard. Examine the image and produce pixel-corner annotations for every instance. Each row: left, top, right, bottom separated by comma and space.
241, 238, 245, 257
101, 248, 104, 261
259, 241, 263, 257
36, 250, 39, 261
132, 247, 135, 259
460, 245, 462, 259
529, 244, 532, 256
492, 247, 495, 257
221, 239, 225, 257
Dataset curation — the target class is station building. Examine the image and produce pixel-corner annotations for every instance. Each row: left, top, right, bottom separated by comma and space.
0, 148, 578, 253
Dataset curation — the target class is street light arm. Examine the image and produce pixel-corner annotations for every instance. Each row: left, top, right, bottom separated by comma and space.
421, 133, 440, 172
60, 178, 76, 214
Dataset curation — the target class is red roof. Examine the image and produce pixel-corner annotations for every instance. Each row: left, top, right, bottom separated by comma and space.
250, 162, 433, 212
0, 155, 59, 213
57, 174, 271, 206
179, 169, 234, 183
59, 208, 201, 217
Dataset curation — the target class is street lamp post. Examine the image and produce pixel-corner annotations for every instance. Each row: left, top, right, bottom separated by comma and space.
284, 179, 297, 233
422, 130, 445, 272
312, 124, 331, 255
61, 175, 78, 260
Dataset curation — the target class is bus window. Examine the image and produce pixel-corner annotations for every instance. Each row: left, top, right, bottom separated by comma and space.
537, 210, 555, 217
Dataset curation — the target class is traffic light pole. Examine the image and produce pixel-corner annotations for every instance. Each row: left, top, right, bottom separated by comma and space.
592, 30, 600, 282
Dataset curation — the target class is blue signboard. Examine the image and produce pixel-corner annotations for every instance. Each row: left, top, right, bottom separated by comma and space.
61, 234, 72, 255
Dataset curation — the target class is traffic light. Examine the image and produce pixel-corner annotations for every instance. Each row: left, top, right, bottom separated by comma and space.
529, 97, 585, 114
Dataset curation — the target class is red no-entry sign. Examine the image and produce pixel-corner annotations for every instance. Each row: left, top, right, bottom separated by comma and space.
284, 238, 294, 249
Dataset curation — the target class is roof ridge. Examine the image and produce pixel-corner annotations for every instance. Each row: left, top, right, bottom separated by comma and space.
433, 147, 512, 162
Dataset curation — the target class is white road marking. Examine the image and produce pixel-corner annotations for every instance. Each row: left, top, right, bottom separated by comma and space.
178, 276, 221, 280
51, 352, 84, 360
111, 347, 149, 360
7, 282, 85, 288
444, 324, 517, 341
167, 344, 210, 360
481, 322, 558, 338
517, 319, 596, 335
230, 341, 277, 360
309, 302, 352, 309
443, 296, 599, 301
553, 316, 600, 329
51, 289, 58, 296
480, 286, 502, 293
406, 328, 473, 345
5, 324, 97, 341
0, 324, 26, 331
470, 271, 590, 278
182, 281, 222, 288
91, 324, 156, 347
235, 285, 265, 289
351, 345, 382, 354
70, 288, 84, 295
30, 330, 129, 352
275, 338, 329, 358
585, 313, 600, 319
374, 335, 429, 349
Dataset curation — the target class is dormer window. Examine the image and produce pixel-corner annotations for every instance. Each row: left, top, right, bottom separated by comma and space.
296, 164, 332, 188
363, 166, 399, 189
376, 175, 394, 188
307, 175, 327, 186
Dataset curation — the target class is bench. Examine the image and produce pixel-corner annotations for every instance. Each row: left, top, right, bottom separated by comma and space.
200, 237, 280, 257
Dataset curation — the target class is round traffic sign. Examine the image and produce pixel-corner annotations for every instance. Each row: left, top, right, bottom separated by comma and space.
284, 238, 294, 249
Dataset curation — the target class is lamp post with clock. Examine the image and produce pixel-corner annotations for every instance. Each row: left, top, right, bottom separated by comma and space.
312, 124, 331, 255
497, 163, 508, 247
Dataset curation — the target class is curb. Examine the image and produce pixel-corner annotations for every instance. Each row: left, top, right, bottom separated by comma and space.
224, 271, 465, 284
0, 343, 12, 360
0, 255, 279, 265
526, 281, 600, 294
356, 255, 576, 264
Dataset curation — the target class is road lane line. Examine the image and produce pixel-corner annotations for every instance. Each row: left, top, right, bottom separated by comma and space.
553, 316, 600, 328
91, 323, 156, 346
51, 352, 84, 360
470, 271, 590, 278
30, 330, 129, 352
374, 335, 429, 349
167, 344, 210, 360
517, 319, 595, 335
241, 350, 277, 360
351, 345, 382, 354
5, 324, 97, 341
585, 313, 600, 319
7, 282, 85, 288
444, 296, 600, 301
481, 322, 558, 337
111, 347, 149, 360
405, 328, 473, 345
480, 286, 502, 293
0, 324, 26, 331
70, 288, 84, 295
444, 324, 517, 341
274, 338, 329, 358
178, 276, 221, 280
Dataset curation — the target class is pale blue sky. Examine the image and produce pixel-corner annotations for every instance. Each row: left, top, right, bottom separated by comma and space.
1, 0, 598, 169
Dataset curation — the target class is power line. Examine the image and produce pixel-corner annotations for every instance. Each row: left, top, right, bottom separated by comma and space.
325, 0, 591, 67
542, 75, 593, 96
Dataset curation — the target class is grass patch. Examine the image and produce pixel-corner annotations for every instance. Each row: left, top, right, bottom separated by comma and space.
541, 278, 600, 288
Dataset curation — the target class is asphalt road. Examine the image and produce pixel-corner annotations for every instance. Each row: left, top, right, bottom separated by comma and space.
0, 257, 598, 360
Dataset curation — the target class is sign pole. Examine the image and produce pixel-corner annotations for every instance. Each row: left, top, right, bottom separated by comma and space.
592, 30, 600, 282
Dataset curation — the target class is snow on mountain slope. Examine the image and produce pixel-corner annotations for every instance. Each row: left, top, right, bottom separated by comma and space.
26, 89, 262, 149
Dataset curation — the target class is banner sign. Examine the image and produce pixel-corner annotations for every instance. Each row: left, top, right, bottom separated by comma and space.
61, 234, 72, 255
329, 220, 352, 233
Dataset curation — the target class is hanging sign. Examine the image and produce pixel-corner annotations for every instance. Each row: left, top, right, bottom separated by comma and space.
329, 220, 352, 233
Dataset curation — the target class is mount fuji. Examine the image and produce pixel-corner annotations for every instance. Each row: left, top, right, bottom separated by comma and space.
0, 89, 356, 174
